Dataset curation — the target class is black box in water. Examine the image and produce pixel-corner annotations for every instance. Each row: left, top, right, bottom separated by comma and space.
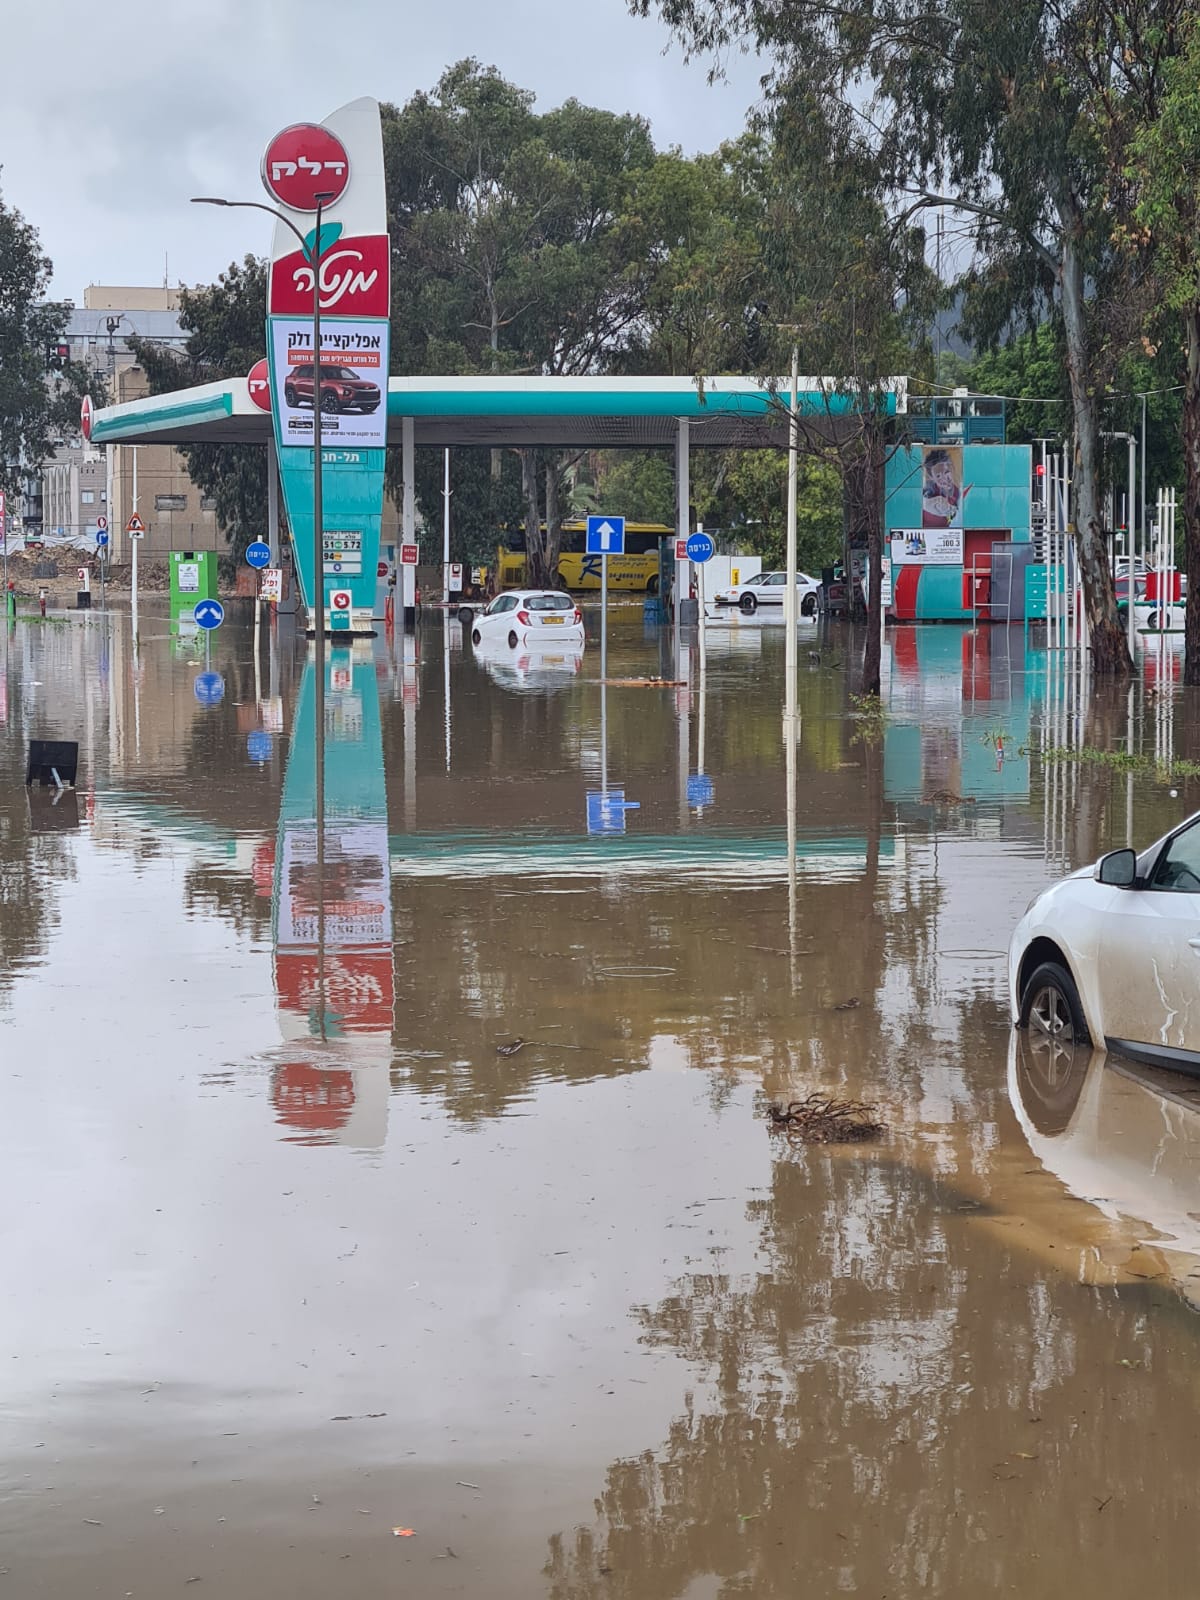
26, 739, 79, 788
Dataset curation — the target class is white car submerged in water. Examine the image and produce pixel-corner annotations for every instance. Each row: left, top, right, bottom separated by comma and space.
465, 590, 585, 649
1010, 810, 1200, 1071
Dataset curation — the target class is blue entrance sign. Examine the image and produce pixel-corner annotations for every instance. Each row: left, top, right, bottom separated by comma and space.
194, 599, 225, 630
194, 671, 225, 706
685, 531, 715, 563
586, 515, 626, 556
245, 540, 271, 569
586, 789, 641, 836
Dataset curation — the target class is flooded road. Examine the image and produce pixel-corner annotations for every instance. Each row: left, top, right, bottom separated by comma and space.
4, 604, 1200, 1596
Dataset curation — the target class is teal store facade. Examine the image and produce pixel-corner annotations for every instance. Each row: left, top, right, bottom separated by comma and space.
884, 442, 1036, 622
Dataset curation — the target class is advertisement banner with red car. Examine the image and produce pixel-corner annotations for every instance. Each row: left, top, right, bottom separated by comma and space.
269, 317, 388, 450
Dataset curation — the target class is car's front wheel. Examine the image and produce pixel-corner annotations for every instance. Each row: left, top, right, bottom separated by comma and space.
1019, 960, 1090, 1047
320, 392, 339, 414
740, 592, 758, 614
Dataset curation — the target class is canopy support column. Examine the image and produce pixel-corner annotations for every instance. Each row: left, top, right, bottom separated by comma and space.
402, 416, 417, 627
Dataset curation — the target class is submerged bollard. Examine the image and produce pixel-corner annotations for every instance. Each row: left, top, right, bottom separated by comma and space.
38, 587, 47, 617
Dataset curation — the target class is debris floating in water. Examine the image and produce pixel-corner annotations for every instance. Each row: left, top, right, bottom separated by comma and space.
495, 1038, 526, 1058
767, 1094, 886, 1144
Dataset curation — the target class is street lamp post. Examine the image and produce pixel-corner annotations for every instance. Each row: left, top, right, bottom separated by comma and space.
192, 190, 336, 812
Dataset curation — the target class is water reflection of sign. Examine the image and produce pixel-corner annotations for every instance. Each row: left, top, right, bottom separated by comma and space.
587, 789, 641, 835
325, 692, 363, 741
921, 444, 970, 528
323, 528, 363, 575
890, 527, 963, 566
277, 820, 391, 948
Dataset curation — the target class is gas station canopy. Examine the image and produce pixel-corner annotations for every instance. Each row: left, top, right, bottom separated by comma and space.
89, 374, 907, 451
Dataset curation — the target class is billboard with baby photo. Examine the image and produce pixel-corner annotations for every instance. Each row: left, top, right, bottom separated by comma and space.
921, 445, 971, 528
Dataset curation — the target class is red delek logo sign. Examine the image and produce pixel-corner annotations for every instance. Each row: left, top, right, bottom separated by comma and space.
261, 123, 351, 213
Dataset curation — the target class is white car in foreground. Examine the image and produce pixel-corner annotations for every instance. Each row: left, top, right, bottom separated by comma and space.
714, 570, 822, 616
1010, 810, 1200, 1070
467, 590, 585, 649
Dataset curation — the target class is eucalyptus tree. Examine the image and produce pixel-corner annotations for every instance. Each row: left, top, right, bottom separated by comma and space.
631, 0, 1192, 676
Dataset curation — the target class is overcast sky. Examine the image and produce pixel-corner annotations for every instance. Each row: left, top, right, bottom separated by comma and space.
0, 0, 764, 304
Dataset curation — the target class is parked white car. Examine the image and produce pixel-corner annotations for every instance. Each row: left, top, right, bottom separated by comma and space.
714, 570, 822, 615
1010, 810, 1200, 1070
466, 590, 585, 649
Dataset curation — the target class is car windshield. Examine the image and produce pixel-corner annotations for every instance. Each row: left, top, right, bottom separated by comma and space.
526, 594, 573, 611
319, 365, 361, 380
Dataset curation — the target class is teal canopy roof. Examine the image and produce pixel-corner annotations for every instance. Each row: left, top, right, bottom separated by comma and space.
89, 374, 907, 450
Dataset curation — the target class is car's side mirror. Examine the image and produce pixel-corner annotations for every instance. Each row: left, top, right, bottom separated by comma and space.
1096, 848, 1137, 887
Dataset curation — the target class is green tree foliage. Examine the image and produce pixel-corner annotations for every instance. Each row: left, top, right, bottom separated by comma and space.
129, 256, 270, 558
630, 0, 1197, 675
1127, 9, 1200, 680
0, 190, 97, 496
382, 60, 752, 581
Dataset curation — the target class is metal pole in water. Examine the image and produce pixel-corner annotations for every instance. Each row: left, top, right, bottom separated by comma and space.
131, 446, 139, 652
784, 346, 799, 719
1127, 433, 1137, 661
310, 194, 331, 1043
442, 447, 451, 609
601, 549, 608, 686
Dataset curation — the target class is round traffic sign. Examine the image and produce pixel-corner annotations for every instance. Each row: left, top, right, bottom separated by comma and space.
245, 540, 271, 569
247, 358, 272, 412
96, 531, 109, 548
194, 671, 225, 706
686, 531, 715, 563
80, 394, 94, 442
331, 590, 352, 610
261, 123, 350, 212
194, 599, 225, 630
96, 514, 108, 531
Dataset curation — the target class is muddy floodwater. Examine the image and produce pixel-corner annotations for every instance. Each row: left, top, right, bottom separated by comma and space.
5, 603, 1200, 1597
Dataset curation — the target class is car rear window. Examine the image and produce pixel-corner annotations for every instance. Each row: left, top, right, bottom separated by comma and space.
527, 594, 574, 611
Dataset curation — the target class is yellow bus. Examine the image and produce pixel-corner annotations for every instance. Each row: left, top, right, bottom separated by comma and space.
497, 522, 669, 593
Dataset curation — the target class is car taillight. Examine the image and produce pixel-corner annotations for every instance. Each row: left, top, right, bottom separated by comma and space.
517, 609, 532, 625
573, 608, 581, 624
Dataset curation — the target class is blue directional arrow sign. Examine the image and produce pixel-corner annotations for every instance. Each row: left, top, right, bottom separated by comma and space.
194, 599, 225, 630
245, 540, 271, 569
586, 515, 626, 556
193, 670, 225, 706
95, 531, 109, 548
685, 531, 715, 563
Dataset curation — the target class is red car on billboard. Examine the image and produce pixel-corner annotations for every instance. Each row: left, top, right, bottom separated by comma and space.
283, 362, 381, 415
